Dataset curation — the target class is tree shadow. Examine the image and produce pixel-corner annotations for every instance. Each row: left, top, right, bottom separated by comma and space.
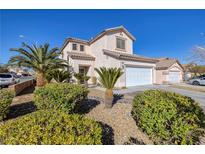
123, 137, 145, 145
99, 122, 115, 145
113, 94, 124, 105
5, 101, 37, 120
77, 99, 101, 114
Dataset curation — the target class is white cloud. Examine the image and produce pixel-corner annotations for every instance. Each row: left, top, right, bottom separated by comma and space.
19, 35, 24, 38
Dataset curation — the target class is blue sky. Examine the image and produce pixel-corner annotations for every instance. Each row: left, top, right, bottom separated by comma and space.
1, 9, 205, 64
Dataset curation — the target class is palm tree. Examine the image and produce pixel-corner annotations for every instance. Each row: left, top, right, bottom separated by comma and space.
95, 67, 123, 108
9, 43, 67, 87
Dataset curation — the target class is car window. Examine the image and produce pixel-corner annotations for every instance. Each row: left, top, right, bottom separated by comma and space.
199, 74, 205, 78
0, 74, 12, 78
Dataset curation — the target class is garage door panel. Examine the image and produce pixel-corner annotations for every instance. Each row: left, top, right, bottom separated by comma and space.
126, 67, 152, 86
169, 71, 180, 83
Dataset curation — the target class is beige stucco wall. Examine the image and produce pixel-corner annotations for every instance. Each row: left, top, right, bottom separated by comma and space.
156, 63, 184, 84
62, 42, 90, 60
89, 36, 122, 86
156, 70, 168, 84
62, 30, 157, 87
106, 31, 133, 54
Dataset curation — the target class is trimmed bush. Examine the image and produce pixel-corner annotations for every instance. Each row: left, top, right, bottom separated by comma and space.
132, 90, 205, 145
0, 110, 102, 144
0, 89, 14, 121
34, 83, 88, 113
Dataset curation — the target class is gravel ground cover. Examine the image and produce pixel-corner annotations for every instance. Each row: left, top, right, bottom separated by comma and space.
84, 102, 153, 145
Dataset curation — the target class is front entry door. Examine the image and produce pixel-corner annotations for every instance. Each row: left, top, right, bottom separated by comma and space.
79, 66, 89, 83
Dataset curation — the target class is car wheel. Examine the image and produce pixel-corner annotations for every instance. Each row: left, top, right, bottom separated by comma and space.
193, 81, 200, 85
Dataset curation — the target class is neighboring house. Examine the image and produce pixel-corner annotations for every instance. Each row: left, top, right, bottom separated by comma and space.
61, 26, 183, 87
7, 66, 34, 76
182, 63, 205, 80
7, 66, 25, 75
156, 58, 184, 84
182, 63, 195, 81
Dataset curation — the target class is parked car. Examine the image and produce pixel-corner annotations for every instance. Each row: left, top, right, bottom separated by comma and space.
13, 74, 21, 83
189, 75, 205, 86
0, 73, 17, 88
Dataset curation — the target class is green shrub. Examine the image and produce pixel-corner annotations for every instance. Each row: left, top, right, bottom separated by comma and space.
0, 89, 14, 121
34, 83, 88, 114
0, 110, 102, 144
132, 90, 205, 145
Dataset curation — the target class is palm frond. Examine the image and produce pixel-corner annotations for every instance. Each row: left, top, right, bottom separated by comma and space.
95, 67, 123, 89
9, 42, 65, 73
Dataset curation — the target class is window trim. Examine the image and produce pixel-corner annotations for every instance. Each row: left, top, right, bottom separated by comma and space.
72, 43, 77, 51
116, 37, 126, 51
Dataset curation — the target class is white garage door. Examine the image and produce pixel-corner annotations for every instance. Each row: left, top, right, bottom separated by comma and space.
126, 67, 153, 87
169, 71, 180, 83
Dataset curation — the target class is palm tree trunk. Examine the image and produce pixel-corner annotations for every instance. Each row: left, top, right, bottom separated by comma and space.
105, 89, 113, 108
36, 72, 46, 87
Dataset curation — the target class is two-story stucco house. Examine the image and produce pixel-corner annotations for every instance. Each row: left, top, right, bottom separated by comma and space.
61, 26, 184, 87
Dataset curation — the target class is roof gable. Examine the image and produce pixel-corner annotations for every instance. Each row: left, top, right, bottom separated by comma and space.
156, 58, 184, 70
61, 26, 136, 52
89, 26, 136, 44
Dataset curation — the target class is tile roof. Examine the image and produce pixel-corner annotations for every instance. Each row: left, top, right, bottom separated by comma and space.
61, 37, 89, 52
156, 58, 183, 70
103, 49, 158, 63
67, 52, 95, 61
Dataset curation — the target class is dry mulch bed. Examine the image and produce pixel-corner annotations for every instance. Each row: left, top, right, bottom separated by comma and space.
85, 102, 153, 145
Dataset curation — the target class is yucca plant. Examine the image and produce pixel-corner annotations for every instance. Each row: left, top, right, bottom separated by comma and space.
74, 73, 84, 84
83, 75, 90, 88
52, 70, 71, 83
9, 43, 67, 87
95, 67, 123, 108
46, 69, 71, 83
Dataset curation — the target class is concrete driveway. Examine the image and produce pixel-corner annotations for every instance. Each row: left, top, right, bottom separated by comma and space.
114, 85, 205, 108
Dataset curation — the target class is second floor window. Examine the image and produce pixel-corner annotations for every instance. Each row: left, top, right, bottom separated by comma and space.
72, 43, 77, 50
116, 38, 125, 50
80, 45, 84, 51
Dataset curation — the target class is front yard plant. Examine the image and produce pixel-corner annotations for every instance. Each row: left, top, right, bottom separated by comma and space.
0, 110, 102, 144
34, 83, 88, 113
95, 67, 123, 108
132, 90, 205, 145
46, 69, 72, 83
0, 89, 14, 121
74, 73, 84, 84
